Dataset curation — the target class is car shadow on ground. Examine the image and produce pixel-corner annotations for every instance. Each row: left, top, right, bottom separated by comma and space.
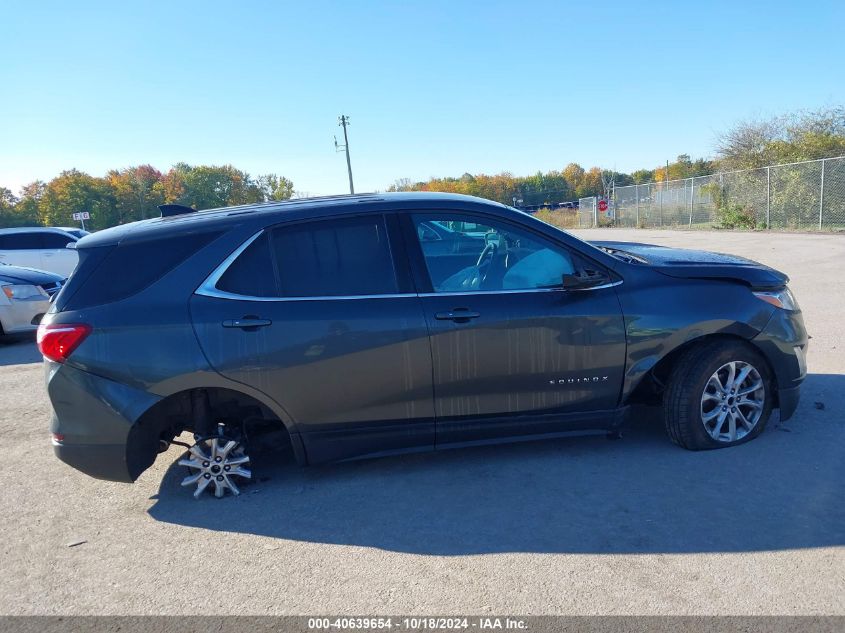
0, 334, 41, 366
148, 373, 845, 555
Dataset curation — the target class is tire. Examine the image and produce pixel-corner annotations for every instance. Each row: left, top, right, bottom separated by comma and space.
663, 339, 774, 450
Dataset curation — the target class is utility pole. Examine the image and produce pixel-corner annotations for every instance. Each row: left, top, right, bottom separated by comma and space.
334, 115, 355, 194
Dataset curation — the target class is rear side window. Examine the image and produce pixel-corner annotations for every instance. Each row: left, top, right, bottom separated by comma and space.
0, 232, 42, 249
42, 232, 75, 248
272, 215, 398, 297
216, 233, 277, 297
214, 215, 399, 298
56, 230, 222, 311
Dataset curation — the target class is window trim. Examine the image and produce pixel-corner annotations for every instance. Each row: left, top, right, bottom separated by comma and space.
416, 280, 622, 298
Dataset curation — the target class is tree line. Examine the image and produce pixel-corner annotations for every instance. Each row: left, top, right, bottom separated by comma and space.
2, 107, 842, 229
387, 155, 717, 207
390, 106, 845, 207
0, 164, 294, 231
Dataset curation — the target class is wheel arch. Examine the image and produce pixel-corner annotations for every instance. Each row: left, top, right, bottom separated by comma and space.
624, 333, 780, 407
128, 385, 307, 480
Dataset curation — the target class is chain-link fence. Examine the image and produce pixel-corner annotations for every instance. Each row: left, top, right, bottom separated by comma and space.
590, 156, 845, 230
578, 197, 596, 227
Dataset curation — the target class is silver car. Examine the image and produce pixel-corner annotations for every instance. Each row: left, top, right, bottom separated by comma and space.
0, 263, 63, 335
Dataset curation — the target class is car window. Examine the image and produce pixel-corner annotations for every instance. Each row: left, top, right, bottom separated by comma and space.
60, 231, 224, 311
270, 215, 398, 297
42, 232, 75, 249
412, 214, 575, 293
215, 215, 400, 298
216, 233, 277, 297
417, 222, 441, 242
0, 232, 43, 250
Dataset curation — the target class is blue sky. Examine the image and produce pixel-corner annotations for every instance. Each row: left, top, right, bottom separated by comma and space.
1, 0, 843, 196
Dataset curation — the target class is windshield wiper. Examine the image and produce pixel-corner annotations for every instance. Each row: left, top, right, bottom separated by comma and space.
600, 247, 648, 265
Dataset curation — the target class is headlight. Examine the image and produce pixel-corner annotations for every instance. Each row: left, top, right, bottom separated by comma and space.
753, 287, 798, 311
1, 284, 49, 301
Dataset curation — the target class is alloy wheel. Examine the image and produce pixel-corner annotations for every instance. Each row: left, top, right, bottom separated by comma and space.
179, 436, 252, 498
700, 360, 766, 442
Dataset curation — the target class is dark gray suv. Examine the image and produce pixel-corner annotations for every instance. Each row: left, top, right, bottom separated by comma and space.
40, 193, 807, 498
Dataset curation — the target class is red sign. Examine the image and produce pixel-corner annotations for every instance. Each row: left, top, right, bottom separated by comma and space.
598, 199, 608, 212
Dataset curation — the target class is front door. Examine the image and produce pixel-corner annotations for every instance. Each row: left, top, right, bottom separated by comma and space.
404, 212, 627, 444
0, 231, 42, 270
190, 213, 435, 464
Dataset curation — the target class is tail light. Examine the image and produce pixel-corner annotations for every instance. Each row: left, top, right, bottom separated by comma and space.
36, 323, 91, 363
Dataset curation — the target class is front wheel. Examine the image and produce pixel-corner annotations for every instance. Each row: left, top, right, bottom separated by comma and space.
663, 340, 774, 450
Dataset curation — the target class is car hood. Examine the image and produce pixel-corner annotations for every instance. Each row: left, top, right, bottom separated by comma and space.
590, 241, 788, 289
0, 263, 64, 286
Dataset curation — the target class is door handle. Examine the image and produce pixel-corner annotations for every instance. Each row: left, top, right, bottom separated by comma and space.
222, 317, 272, 330
434, 308, 481, 323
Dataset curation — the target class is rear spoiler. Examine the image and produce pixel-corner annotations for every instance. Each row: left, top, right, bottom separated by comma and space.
159, 204, 197, 218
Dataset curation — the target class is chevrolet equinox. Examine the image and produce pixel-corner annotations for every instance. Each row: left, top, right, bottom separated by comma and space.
40, 193, 807, 498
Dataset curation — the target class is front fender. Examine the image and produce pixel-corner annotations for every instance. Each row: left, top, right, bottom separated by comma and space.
617, 276, 774, 403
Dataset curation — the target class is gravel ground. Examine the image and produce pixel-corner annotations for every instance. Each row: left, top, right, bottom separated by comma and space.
0, 229, 842, 615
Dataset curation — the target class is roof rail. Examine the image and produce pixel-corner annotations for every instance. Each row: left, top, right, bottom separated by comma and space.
159, 204, 197, 218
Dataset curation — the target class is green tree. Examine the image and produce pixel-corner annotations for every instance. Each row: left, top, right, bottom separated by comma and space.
15, 182, 46, 226
162, 164, 291, 209
39, 170, 116, 230
256, 174, 295, 201
0, 188, 24, 227
717, 106, 845, 170
107, 165, 165, 224
563, 163, 586, 195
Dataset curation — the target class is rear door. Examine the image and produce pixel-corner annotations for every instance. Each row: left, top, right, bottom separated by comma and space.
403, 211, 627, 444
190, 213, 435, 463
39, 232, 78, 277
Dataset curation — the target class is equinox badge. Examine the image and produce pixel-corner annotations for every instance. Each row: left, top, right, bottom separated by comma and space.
549, 376, 609, 385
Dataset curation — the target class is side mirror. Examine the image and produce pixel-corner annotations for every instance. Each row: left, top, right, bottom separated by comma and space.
562, 269, 611, 290
562, 274, 583, 290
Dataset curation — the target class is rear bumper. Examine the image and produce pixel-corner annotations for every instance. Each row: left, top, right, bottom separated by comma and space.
47, 361, 162, 483
52, 441, 134, 482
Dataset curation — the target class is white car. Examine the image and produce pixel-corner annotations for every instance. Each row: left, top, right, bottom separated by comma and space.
0, 227, 88, 278
0, 263, 64, 335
